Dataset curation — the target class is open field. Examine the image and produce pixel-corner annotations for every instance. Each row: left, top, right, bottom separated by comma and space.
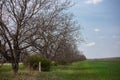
0, 60, 120, 80
88, 57, 120, 61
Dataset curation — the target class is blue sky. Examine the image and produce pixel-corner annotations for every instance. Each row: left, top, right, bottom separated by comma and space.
69, 0, 120, 58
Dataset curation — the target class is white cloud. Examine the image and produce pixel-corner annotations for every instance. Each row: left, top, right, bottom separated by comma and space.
86, 42, 96, 47
94, 28, 100, 32
85, 0, 103, 5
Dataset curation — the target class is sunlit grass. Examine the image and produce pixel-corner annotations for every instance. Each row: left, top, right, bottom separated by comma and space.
37, 61, 120, 80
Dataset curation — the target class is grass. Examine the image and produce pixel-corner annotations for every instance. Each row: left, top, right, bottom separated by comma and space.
0, 61, 120, 80
37, 61, 120, 80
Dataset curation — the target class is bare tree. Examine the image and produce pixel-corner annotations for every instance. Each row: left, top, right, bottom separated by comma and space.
0, 0, 83, 73
26, 0, 76, 59
30, 11, 84, 63
25, 0, 83, 63
0, 0, 57, 73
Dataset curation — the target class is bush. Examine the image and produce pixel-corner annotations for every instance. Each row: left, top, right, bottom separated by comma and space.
23, 55, 51, 71
57, 60, 68, 65
51, 61, 58, 66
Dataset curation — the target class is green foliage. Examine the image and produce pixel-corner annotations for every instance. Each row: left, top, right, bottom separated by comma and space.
23, 55, 51, 71
51, 61, 58, 66
41, 58, 51, 71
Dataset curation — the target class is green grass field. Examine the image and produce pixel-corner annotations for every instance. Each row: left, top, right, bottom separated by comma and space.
0, 61, 120, 80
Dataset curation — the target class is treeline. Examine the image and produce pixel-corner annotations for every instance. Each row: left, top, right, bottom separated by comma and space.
0, 0, 86, 73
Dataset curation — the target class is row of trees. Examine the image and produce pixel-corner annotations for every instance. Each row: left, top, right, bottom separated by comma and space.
0, 0, 85, 73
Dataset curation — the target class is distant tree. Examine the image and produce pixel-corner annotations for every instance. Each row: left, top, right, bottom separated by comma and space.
53, 39, 86, 64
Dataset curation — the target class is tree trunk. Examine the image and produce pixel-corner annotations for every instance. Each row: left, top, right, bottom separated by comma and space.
12, 61, 19, 74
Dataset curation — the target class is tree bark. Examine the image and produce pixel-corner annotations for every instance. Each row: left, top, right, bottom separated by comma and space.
12, 61, 19, 74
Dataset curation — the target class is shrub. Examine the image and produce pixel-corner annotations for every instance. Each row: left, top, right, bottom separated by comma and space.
23, 55, 51, 71
51, 61, 58, 66
57, 60, 68, 65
